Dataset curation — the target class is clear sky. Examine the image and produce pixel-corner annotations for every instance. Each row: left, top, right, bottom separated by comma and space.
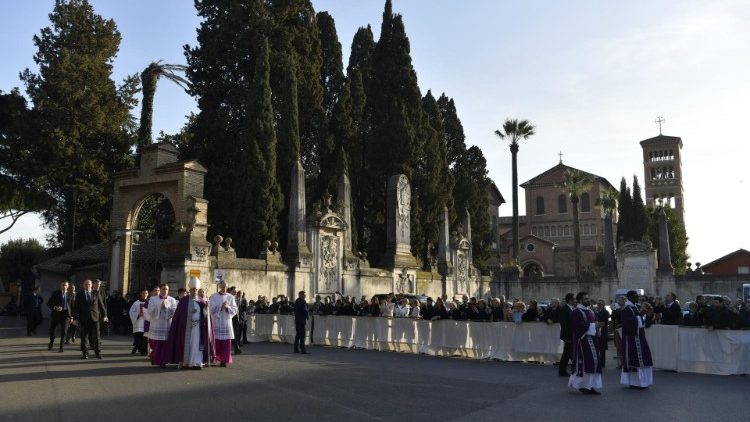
1, 0, 748, 266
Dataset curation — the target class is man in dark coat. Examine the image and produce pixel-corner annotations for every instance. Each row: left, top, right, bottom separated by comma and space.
661, 292, 683, 325
24, 286, 44, 336
557, 293, 575, 376
620, 290, 653, 389
72, 279, 108, 359
47, 280, 73, 351
293, 291, 309, 354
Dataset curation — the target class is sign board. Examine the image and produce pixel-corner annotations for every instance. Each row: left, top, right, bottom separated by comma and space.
188, 269, 201, 278
214, 269, 225, 284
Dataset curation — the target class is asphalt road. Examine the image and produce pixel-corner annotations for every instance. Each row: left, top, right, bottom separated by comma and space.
0, 317, 748, 422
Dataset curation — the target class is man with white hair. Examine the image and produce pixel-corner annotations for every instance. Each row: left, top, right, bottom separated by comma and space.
209, 280, 238, 366
146, 283, 178, 367
165, 277, 215, 369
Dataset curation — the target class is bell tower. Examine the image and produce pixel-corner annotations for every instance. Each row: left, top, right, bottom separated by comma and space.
640, 128, 686, 227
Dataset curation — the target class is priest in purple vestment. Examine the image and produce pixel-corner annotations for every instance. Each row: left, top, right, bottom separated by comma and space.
620, 290, 653, 389
165, 277, 215, 369
568, 291, 603, 395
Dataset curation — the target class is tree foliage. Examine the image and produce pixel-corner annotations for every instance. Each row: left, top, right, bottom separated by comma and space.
646, 205, 689, 275
0, 239, 46, 291
19, 0, 138, 251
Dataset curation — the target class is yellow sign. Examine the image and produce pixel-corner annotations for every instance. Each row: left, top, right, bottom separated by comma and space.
189, 269, 201, 278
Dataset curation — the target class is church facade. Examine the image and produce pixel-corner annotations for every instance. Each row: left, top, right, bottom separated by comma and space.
496, 162, 618, 278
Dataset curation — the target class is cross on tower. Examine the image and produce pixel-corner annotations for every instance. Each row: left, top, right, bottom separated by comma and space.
655, 116, 665, 135
558, 151, 563, 164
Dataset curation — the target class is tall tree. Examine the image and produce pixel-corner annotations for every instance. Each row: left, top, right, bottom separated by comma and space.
596, 187, 619, 272
346, 25, 375, 252
185, 0, 271, 240
646, 206, 689, 275
558, 169, 593, 280
494, 118, 535, 261
631, 175, 648, 242
0, 239, 46, 291
233, 38, 284, 257
362, 2, 427, 263
268, 0, 324, 181
437, 94, 467, 168
0, 90, 51, 235
20, 0, 138, 250
452, 146, 492, 265
616, 177, 632, 243
418, 90, 453, 267
137, 61, 189, 149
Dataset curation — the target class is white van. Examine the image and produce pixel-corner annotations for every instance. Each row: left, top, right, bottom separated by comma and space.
614, 288, 645, 303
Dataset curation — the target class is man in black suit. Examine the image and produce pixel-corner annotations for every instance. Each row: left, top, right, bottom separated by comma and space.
660, 292, 683, 325
557, 292, 575, 376
72, 279, 108, 359
293, 291, 309, 354
24, 286, 44, 336
47, 280, 73, 352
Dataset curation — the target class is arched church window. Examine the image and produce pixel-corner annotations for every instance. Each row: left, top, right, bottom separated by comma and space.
536, 196, 545, 215
581, 193, 591, 212
558, 194, 567, 214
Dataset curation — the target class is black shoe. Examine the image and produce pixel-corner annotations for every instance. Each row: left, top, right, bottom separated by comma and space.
64, 340, 70, 345
81, 354, 89, 360
293, 350, 299, 354
242, 341, 250, 345
48, 341, 53, 350
301, 351, 310, 355
58, 347, 64, 353
131, 348, 137, 355
95, 353, 102, 360
220, 362, 227, 367
234, 348, 243, 354
71, 338, 76, 343
579, 388, 593, 395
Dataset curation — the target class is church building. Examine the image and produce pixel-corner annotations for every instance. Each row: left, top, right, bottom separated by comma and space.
496, 161, 618, 278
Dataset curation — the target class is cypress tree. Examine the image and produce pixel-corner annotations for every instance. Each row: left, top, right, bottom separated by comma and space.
317, 11, 350, 198
631, 175, 648, 242
616, 177, 632, 243
20, 0, 138, 250
346, 26, 375, 252
364, 2, 427, 263
268, 0, 324, 181
185, 0, 270, 241
234, 38, 283, 256
452, 146, 492, 264
419, 90, 453, 266
437, 94, 467, 168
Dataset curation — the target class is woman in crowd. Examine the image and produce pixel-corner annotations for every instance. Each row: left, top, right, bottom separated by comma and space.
512, 301, 526, 324
522, 300, 540, 322
641, 302, 655, 327
682, 302, 702, 326
430, 298, 450, 321
409, 299, 421, 318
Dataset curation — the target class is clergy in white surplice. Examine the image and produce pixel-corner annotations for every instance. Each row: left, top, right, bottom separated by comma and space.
128, 289, 149, 356
146, 284, 178, 367
209, 281, 238, 366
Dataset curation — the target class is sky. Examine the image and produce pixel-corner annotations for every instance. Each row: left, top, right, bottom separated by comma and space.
1, 0, 748, 265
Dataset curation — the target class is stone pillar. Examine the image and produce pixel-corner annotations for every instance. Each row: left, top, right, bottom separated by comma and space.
287, 159, 311, 267
658, 208, 673, 275
603, 214, 616, 276
382, 174, 418, 269
437, 205, 452, 275
337, 170, 357, 269
464, 208, 473, 267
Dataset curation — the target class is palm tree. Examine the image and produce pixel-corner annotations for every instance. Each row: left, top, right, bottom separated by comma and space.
494, 119, 535, 261
596, 188, 619, 274
558, 168, 593, 280
138, 61, 190, 149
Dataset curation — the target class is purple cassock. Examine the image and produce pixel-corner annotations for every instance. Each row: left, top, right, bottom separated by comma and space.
164, 296, 216, 366
620, 302, 653, 387
568, 305, 603, 392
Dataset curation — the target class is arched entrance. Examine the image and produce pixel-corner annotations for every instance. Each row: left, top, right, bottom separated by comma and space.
109, 143, 210, 294
522, 261, 545, 277
127, 193, 176, 295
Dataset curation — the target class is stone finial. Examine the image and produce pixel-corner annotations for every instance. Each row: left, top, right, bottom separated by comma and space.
223, 237, 234, 251
212, 235, 223, 256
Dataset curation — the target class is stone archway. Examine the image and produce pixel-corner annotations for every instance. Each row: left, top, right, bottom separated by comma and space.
109, 143, 210, 294
522, 260, 545, 277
